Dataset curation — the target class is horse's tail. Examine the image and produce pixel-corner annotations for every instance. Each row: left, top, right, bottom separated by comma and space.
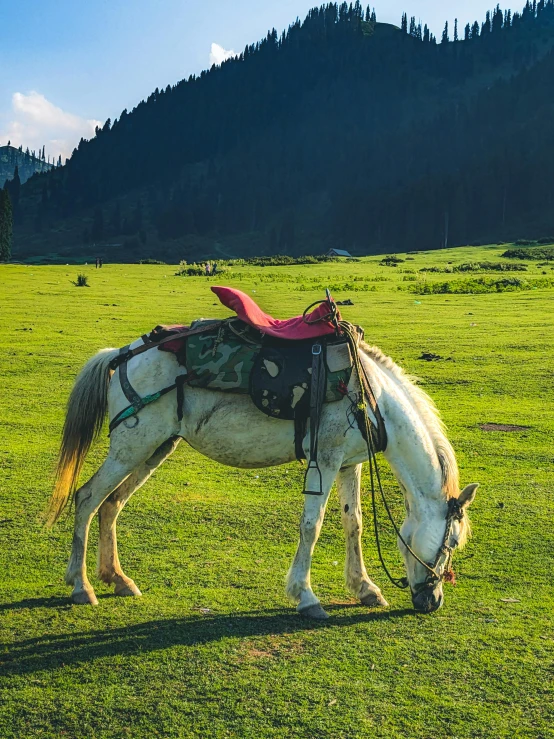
44, 348, 119, 527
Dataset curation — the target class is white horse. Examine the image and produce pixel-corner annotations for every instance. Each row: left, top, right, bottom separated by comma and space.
46, 335, 478, 618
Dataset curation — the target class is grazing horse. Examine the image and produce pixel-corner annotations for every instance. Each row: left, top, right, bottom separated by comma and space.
46, 333, 478, 618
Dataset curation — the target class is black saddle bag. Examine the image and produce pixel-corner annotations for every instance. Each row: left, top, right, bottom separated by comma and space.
249, 338, 315, 421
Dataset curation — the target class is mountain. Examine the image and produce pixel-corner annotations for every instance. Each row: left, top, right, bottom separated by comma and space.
10, 1, 554, 262
1, 145, 54, 186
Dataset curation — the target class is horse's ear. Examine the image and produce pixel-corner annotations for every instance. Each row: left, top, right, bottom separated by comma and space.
459, 483, 479, 509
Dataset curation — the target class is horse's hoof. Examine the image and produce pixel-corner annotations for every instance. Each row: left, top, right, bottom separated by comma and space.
298, 603, 329, 620
72, 588, 98, 606
114, 581, 142, 597
360, 591, 389, 608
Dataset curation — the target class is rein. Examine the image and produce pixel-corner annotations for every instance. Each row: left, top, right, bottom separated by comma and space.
352, 336, 462, 592
306, 296, 459, 592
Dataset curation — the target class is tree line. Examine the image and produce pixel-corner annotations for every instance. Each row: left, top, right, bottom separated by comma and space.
0, 190, 13, 261
12, 0, 554, 259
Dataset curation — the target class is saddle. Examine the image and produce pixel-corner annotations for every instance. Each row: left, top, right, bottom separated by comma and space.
211, 286, 339, 340
109, 289, 386, 495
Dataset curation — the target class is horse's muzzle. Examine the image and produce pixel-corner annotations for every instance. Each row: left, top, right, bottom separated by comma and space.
412, 586, 444, 613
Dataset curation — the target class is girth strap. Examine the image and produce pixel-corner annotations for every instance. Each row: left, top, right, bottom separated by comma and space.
109, 345, 189, 434
294, 415, 307, 461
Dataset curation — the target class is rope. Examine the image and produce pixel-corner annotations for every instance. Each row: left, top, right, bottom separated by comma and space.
341, 322, 440, 589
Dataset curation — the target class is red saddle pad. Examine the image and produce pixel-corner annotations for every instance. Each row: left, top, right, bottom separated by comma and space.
211, 286, 339, 340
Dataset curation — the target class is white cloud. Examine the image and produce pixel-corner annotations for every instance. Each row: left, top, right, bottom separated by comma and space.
0, 91, 101, 163
209, 42, 237, 67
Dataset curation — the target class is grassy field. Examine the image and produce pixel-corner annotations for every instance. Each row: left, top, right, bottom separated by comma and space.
1, 246, 553, 738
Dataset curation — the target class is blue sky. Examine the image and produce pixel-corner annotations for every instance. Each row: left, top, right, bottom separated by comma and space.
0, 0, 513, 160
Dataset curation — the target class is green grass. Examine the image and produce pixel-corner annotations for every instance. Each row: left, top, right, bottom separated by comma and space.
1, 246, 553, 738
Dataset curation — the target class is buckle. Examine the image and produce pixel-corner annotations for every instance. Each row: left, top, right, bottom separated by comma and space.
312, 344, 322, 356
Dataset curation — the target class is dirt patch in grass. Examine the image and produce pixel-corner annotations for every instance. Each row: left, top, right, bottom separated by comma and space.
480, 423, 531, 432
418, 352, 452, 362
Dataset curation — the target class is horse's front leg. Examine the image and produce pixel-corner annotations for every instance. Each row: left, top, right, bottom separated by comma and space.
337, 464, 388, 608
97, 437, 181, 596
285, 456, 341, 620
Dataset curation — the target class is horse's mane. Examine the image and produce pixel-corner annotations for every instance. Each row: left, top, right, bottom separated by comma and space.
361, 342, 470, 547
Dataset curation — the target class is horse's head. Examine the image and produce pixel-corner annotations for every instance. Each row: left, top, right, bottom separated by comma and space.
398, 483, 479, 613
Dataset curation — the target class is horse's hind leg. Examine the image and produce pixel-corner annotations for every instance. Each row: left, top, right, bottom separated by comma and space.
337, 464, 388, 608
97, 437, 181, 596
65, 454, 141, 604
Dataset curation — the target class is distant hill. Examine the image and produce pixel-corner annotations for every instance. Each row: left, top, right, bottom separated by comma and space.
1, 146, 55, 186
12, 1, 554, 262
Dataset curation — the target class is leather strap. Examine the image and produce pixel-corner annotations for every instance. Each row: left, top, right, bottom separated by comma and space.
294, 415, 307, 461
118, 345, 143, 409
303, 343, 326, 495
109, 322, 225, 371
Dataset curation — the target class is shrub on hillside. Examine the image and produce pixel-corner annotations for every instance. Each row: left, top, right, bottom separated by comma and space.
408, 276, 554, 295
502, 247, 554, 261
175, 261, 229, 276
420, 262, 527, 273
220, 254, 359, 267
297, 281, 376, 292
176, 263, 207, 276
139, 258, 166, 265
72, 274, 89, 287
380, 255, 404, 266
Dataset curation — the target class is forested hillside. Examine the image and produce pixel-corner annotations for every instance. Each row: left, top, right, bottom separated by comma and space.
1, 146, 55, 186
10, 1, 554, 262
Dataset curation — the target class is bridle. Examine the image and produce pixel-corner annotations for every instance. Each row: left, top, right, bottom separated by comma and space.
409, 497, 465, 594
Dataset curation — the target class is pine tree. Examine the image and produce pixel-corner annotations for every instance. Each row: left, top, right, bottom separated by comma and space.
401, 12, 408, 33
424, 24, 430, 43
482, 10, 491, 34
492, 5, 503, 32
441, 21, 449, 43
454, 18, 458, 41
5, 165, 21, 209
464, 23, 471, 40
0, 189, 13, 261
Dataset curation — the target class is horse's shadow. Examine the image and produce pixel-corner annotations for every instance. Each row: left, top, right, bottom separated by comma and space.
0, 599, 413, 677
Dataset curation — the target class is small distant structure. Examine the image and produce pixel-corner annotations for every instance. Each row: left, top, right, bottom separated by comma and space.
325, 248, 352, 258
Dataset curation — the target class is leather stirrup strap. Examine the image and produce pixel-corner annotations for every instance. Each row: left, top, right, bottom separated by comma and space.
303, 343, 326, 495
